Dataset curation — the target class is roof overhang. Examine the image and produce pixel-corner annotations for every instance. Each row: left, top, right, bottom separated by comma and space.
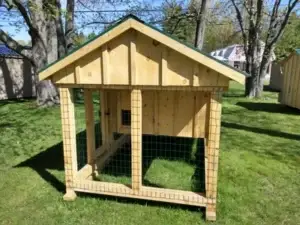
39, 15, 248, 85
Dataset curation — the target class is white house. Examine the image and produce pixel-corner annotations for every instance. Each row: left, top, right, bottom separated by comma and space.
210, 44, 276, 79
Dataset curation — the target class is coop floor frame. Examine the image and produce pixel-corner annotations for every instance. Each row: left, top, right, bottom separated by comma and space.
60, 86, 222, 221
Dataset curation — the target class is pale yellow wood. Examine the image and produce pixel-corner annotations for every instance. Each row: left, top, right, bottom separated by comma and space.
76, 164, 93, 179
141, 91, 155, 134
205, 91, 222, 220
59, 88, 78, 200
53, 64, 75, 84
40, 17, 245, 85
131, 89, 142, 192
84, 89, 96, 165
101, 45, 110, 84
78, 48, 102, 84
166, 48, 194, 86
130, 19, 246, 84
40, 20, 131, 80
73, 180, 208, 207
172, 91, 194, 136
280, 53, 300, 109
105, 90, 209, 138
130, 31, 137, 85
107, 32, 130, 85
135, 32, 161, 85
161, 46, 168, 86
75, 64, 81, 83
193, 92, 209, 138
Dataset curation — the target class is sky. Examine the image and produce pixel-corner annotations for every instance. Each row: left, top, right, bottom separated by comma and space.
0, 0, 298, 42
0, 0, 167, 42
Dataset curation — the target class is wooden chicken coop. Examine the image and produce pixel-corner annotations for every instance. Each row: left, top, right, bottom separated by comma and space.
39, 15, 246, 221
279, 49, 300, 110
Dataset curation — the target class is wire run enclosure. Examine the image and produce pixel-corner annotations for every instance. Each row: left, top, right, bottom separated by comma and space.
38, 15, 246, 221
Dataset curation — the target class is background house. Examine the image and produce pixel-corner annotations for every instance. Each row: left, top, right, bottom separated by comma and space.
210, 44, 276, 79
0, 44, 35, 100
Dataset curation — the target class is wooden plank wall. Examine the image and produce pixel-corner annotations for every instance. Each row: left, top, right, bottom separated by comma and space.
280, 54, 300, 109
105, 90, 209, 138
52, 30, 229, 88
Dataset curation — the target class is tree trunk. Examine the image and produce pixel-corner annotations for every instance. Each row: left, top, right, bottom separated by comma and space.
29, 0, 62, 107
193, 0, 208, 49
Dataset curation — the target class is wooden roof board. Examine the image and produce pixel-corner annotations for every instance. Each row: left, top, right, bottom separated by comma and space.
39, 14, 248, 84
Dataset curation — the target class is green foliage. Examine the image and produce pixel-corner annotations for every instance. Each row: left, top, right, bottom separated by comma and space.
0, 84, 300, 224
162, 2, 195, 45
73, 31, 98, 48
203, 17, 242, 52
162, 2, 242, 53
275, 13, 300, 61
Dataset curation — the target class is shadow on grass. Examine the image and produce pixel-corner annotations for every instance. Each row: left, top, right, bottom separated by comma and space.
14, 123, 101, 193
263, 85, 280, 92
237, 102, 300, 115
222, 121, 300, 141
15, 141, 65, 193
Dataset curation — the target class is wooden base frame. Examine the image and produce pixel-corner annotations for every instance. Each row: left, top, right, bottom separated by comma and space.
59, 88, 222, 221
74, 167, 211, 208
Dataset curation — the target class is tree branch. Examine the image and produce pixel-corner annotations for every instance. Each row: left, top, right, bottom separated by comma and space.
231, 0, 248, 56
0, 29, 32, 59
11, 0, 38, 35
267, 0, 298, 47
65, 0, 74, 51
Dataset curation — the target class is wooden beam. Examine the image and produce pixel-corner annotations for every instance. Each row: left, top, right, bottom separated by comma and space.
161, 46, 168, 86
75, 64, 81, 84
100, 90, 108, 144
84, 89, 96, 166
77, 164, 93, 180
205, 91, 222, 221
73, 180, 208, 207
59, 88, 78, 201
95, 134, 130, 171
130, 33, 137, 85
131, 89, 142, 192
57, 84, 227, 92
101, 45, 110, 84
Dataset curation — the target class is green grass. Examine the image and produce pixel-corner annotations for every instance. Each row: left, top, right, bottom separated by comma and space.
0, 83, 300, 224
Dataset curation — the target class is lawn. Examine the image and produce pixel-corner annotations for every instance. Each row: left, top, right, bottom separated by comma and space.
0, 83, 299, 225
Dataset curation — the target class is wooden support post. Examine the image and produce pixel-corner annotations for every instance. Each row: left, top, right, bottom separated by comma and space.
205, 91, 222, 221
100, 90, 108, 144
60, 88, 78, 201
131, 89, 142, 192
84, 89, 96, 174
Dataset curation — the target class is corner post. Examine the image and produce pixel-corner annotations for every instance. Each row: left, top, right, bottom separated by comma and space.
60, 88, 78, 201
84, 89, 96, 175
205, 90, 222, 221
131, 89, 142, 192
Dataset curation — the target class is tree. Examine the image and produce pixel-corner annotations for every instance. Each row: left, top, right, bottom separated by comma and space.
231, 0, 299, 97
0, 0, 75, 106
190, 0, 210, 49
162, 1, 195, 44
275, 12, 300, 61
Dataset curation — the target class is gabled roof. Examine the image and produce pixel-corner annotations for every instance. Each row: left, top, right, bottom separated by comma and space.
0, 44, 21, 58
39, 14, 248, 84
